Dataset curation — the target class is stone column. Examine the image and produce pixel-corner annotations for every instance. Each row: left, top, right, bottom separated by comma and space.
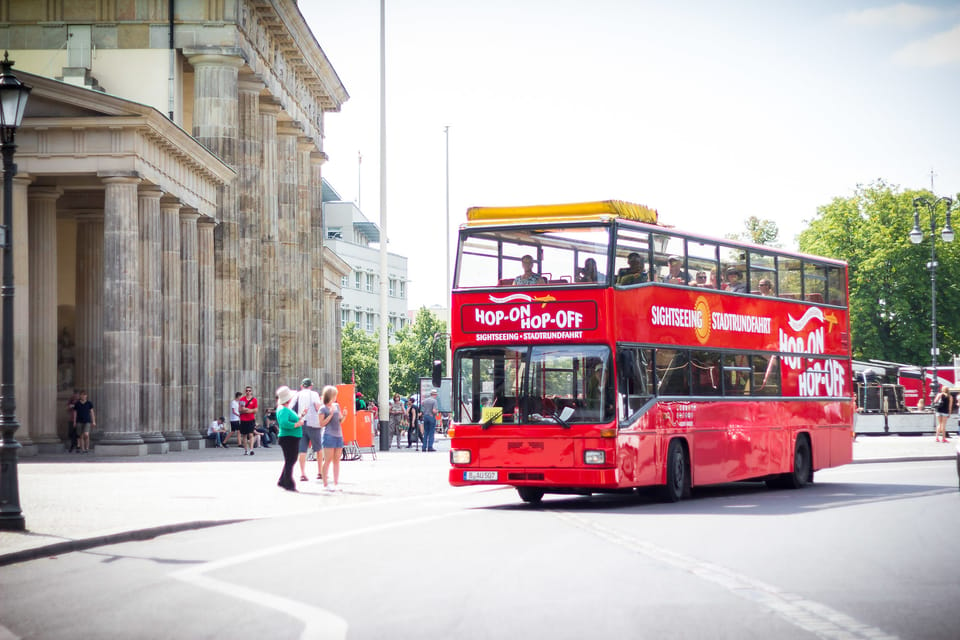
297, 136, 313, 379
99, 174, 145, 455
180, 210, 201, 445
238, 76, 263, 396
160, 198, 184, 448
198, 217, 216, 429
138, 186, 166, 453
310, 152, 327, 383
27, 187, 62, 452
74, 213, 104, 410
259, 98, 281, 398
276, 123, 298, 383
185, 49, 244, 424
8, 175, 33, 452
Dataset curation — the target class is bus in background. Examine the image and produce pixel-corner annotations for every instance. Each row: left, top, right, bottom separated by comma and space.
447, 200, 853, 503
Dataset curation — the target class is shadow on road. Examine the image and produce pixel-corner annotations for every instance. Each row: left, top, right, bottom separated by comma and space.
484, 480, 956, 516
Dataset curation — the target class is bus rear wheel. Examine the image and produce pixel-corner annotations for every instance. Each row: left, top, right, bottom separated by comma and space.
767, 434, 812, 490
659, 439, 690, 502
517, 487, 544, 504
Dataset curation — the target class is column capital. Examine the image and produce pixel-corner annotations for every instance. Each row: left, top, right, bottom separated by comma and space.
259, 97, 283, 116
160, 197, 183, 213
100, 172, 141, 185
310, 151, 328, 166
183, 48, 246, 68
138, 185, 165, 199
197, 216, 218, 228
179, 210, 201, 223
27, 186, 63, 201
277, 121, 302, 138
297, 136, 315, 152
238, 73, 265, 94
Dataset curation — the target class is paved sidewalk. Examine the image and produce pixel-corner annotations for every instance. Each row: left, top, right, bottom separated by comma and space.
0, 434, 955, 565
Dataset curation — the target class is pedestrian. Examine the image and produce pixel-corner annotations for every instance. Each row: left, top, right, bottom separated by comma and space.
420, 389, 439, 452
239, 386, 259, 455
933, 385, 953, 442
66, 389, 80, 453
207, 416, 228, 447
319, 385, 346, 491
296, 378, 324, 482
72, 390, 96, 453
223, 391, 242, 448
389, 393, 405, 448
275, 385, 305, 492
406, 395, 421, 449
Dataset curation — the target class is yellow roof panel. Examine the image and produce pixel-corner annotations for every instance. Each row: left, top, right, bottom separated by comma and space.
465, 200, 658, 225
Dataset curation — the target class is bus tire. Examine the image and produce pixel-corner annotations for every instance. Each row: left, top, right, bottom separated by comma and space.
517, 487, 544, 504
659, 439, 690, 503
767, 434, 811, 490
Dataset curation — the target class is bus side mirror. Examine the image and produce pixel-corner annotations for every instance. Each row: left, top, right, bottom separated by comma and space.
432, 360, 443, 388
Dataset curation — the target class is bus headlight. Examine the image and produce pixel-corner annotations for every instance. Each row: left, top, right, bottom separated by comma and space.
451, 449, 471, 464
584, 450, 605, 465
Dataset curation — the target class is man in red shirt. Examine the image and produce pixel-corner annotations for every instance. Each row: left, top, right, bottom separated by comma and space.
239, 386, 259, 456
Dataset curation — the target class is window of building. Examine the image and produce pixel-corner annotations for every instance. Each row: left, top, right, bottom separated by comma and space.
341, 309, 349, 328
399, 281, 406, 298
354, 271, 362, 289
341, 275, 349, 289
366, 273, 374, 292
389, 278, 396, 297
366, 313, 375, 333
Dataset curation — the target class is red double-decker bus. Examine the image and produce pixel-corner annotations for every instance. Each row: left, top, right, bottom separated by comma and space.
447, 200, 853, 503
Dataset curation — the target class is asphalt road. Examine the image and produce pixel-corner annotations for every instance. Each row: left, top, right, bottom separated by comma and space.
1, 459, 957, 640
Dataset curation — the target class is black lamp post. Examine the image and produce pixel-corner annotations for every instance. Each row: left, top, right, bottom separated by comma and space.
909, 195, 955, 405
0, 51, 30, 531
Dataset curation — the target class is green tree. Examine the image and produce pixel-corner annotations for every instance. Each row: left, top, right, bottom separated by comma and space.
340, 322, 380, 398
798, 181, 960, 365
727, 216, 781, 246
389, 307, 448, 396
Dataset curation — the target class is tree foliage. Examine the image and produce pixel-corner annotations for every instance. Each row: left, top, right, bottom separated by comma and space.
389, 308, 448, 396
339, 307, 448, 400
798, 181, 960, 365
340, 322, 380, 398
727, 216, 781, 247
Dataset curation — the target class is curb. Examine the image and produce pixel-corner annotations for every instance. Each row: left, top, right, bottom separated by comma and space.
0, 519, 247, 568
850, 456, 955, 465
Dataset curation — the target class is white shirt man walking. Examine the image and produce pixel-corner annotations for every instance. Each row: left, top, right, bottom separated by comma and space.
296, 378, 324, 481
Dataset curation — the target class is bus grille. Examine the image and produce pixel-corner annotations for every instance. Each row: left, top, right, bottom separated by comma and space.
508, 472, 544, 481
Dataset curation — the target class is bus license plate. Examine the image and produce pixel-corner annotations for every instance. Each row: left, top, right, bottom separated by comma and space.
464, 471, 497, 481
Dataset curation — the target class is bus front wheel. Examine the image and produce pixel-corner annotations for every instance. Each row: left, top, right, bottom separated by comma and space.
659, 439, 690, 502
517, 487, 544, 504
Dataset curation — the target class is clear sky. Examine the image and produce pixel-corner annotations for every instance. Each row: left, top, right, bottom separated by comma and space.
300, 1, 960, 311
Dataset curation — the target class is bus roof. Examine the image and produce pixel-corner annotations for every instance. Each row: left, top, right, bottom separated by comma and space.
465, 200, 658, 226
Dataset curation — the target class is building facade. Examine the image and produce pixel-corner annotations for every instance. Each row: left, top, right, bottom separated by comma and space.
0, 0, 350, 455
321, 180, 409, 337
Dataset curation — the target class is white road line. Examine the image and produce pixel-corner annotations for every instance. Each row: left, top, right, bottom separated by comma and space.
552, 511, 899, 640
171, 511, 469, 640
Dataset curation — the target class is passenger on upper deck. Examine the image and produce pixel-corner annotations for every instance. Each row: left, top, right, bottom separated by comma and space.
576, 258, 599, 283
513, 254, 546, 285
661, 255, 690, 285
758, 278, 773, 296
617, 252, 647, 286
723, 266, 747, 293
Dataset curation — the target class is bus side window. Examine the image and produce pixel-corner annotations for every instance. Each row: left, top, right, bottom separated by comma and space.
657, 349, 689, 396
752, 355, 779, 395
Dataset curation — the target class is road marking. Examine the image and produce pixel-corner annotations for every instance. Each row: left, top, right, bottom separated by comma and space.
553, 511, 900, 640
171, 511, 469, 640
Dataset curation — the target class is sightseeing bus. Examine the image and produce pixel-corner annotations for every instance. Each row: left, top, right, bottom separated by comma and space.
446, 200, 853, 503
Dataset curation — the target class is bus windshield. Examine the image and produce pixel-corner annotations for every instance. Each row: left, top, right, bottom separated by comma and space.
456, 223, 612, 288
455, 344, 613, 426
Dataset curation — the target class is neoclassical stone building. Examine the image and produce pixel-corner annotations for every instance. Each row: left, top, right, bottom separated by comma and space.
0, 0, 351, 455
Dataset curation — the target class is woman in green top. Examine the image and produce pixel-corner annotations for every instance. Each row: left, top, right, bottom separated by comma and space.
275, 385, 305, 491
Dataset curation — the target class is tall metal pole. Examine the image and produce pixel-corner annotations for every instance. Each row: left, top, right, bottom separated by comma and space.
910, 196, 955, 403
377, 0, 390, 451
0, 123, 24, 530
444, 125, 452, 379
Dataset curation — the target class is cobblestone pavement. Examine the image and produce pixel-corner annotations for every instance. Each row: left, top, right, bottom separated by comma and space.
1, 433, 955, 564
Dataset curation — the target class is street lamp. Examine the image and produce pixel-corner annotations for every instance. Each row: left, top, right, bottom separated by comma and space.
909, 195, 954, 405
0, 51, 31, 531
